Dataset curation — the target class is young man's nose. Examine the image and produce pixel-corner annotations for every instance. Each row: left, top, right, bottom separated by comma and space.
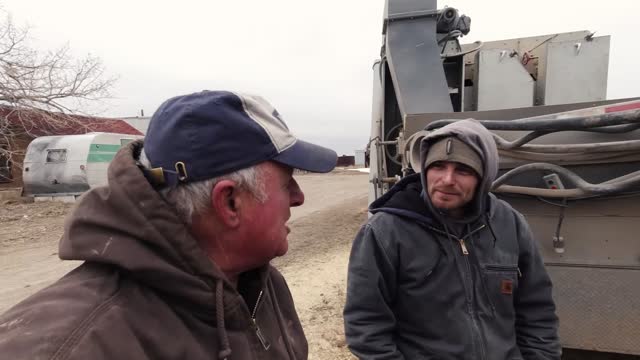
289, 178, 305, 207
441, 168, 456, 184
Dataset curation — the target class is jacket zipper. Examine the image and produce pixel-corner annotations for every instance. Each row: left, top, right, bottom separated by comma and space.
457, 225, 487, 360
251, 290, 271, 350
456, 223, 485, 255
459, 239, 469, 255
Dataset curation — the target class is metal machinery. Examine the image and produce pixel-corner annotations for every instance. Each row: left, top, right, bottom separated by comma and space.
369, 0, 640, 356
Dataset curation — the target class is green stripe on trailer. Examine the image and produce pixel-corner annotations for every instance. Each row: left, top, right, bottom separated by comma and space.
87, 153, 117, 162
89, 144, 122, 152
87, 143, 123, 163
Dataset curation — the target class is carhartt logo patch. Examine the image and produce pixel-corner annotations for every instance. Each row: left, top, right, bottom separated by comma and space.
501, 280, 513, 295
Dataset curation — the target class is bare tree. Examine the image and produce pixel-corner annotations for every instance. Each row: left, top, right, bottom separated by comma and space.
0, 11, 115, 181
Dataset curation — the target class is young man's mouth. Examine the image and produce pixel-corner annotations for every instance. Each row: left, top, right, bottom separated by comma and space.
435, 189, 460, 197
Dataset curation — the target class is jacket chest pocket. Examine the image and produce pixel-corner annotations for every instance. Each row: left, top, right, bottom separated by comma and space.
483, 264, 519, 316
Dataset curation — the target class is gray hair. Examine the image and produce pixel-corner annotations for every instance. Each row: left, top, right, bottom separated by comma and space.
138, 149, 266, 224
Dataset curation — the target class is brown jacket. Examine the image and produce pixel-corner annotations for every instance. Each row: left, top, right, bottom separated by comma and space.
0, 142, 308, 359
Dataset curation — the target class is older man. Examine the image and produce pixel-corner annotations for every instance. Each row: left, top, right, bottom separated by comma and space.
0, 91, 337, 359
344, 119, 560, 359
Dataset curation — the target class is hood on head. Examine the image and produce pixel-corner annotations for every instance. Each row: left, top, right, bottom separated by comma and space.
59, 141, 227, 311
417, 119, 498, 224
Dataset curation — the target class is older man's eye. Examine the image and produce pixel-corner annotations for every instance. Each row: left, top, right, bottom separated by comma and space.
285, 178, 295, 190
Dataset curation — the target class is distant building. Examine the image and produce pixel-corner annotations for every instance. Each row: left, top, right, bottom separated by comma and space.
122, 116, 151, 134
355, 150, 366, 167
336, 155, 355, 167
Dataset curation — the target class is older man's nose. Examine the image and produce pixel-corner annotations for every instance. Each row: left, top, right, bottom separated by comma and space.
289, 178, 305, 207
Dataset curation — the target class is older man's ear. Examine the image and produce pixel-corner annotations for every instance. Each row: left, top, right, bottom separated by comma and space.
210, 180, 242, 228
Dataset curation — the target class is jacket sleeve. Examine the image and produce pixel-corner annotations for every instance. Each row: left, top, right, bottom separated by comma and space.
343, 223, 405, 360
513, 213, 562, 360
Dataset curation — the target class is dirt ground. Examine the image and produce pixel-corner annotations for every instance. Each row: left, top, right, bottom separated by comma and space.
0, 170, 367, 359
2, 171, 639, 360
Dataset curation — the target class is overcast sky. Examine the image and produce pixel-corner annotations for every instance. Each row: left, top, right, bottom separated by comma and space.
3, 0, 639, 155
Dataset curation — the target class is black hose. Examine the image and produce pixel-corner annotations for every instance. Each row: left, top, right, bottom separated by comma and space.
492, 162, 640, 196
583, 123, 640, 133
496, 138, 640, 153
495, 131, 550, 149
426, 109, 640, 131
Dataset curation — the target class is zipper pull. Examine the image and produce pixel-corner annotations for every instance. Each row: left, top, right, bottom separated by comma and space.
459, 239, 469, 255
250, 290, 270, 350
517, 267, 523, 278
252, 319, 271, 350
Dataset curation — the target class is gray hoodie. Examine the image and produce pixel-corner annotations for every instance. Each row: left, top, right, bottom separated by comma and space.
418, 119, 499, 225
344, 119, 560, 360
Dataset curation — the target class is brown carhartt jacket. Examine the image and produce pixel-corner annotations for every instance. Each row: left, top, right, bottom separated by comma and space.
0, 142, 308, 359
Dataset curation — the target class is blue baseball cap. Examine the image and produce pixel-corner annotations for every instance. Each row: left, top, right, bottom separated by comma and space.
143, 91, 337, 187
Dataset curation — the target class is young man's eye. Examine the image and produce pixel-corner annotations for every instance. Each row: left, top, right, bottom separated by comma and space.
456, 167, 474, 176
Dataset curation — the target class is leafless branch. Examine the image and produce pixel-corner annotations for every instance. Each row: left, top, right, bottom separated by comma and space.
0, 10, 116, 171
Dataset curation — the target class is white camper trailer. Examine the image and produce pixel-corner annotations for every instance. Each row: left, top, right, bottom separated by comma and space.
22, 132, 142, 199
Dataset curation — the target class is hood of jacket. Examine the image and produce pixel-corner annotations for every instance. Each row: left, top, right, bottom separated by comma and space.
418, 119, 499, 225
59, 140, 230, 312
2, 140, 309, 360
369, 173, 435, 226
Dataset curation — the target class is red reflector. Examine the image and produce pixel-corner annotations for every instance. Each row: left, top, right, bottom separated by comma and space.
605, 102, 640, 113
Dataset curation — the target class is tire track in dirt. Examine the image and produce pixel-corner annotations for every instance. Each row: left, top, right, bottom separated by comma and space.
273, 193, 368, 360
0, 201, 79, 313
